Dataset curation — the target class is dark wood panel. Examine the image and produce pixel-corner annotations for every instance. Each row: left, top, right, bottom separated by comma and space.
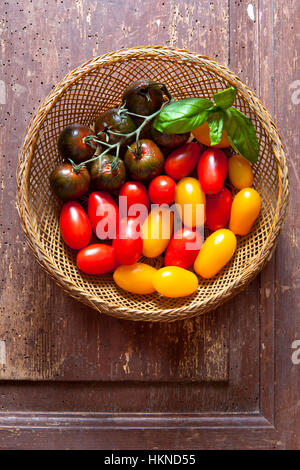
0, 412, 279, 450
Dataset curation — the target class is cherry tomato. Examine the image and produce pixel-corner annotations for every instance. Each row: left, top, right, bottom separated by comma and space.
175, 177, 206, 228
90, 154, 126, 192
206, 187, 233, 231
165, 227, 202, 269
113, 217, 143, 265
229, 188, 261, 235
50, 163, 90, 201
192, 121, 230, 148
77, 244, 117, 275
95, 108, 136, 147
150, 127, 190, 149
197, 148, 228, 195
152, 266, 198, 298
194, 229, 237, 278
57, 124, 95, 164
148, 175, 176, 205
59, 201, 91, 250
124, 139, 164, 182
119, 181, 149, 220
88, 191, 119, 240
113, 263, 157, 294
122, 79, 164, 118
142, 206, 174, 258
228, 154, 254, 189
164, 142, 201, 180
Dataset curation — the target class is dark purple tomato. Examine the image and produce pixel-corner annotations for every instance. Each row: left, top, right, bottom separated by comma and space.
57, 123, 95, 164
124, 139, 164, 182
89, 154, 126, 192
150, 127, 190, 149
94, 108, 136, 147
49, 163, 90, 201
122, 79, 164, 119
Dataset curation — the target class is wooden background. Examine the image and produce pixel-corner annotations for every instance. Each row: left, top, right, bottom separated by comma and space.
0, 0, 299, 449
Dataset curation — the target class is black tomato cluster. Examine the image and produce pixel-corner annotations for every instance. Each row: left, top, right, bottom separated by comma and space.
49, 79, 189, 202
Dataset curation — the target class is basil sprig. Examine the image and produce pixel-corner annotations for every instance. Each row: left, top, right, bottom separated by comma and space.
152, 98, 214, 134
153, 87, 259, 162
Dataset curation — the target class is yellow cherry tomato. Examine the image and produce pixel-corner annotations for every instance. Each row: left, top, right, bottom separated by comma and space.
229, 188, 261, 235
228, 154, 254, 189
175, 177, 206, 228
113, 263, 157, 294
194, 229, 237, 278
153, 266, 198, 298
142, 206, 174, 258
192, 121, 230, 148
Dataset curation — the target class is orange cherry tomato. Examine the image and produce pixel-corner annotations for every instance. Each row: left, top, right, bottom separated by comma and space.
229, 188, 261, 235
194, 229, 237, 278
113, 263, 157, 294
192, 121, 230, 148
152, 266, 198, 298
228, 154, 254, 189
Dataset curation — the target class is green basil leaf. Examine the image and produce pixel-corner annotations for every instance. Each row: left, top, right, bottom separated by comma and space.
223, 107, 259, 162
213, 87, 236, 110
207, 111, 224, 146
153, 98, 214, 134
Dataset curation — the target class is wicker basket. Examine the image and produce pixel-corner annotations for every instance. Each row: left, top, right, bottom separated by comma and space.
16, 46, 289, 322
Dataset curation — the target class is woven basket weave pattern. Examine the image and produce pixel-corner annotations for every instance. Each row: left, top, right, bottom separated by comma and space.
16, 47, 289, 322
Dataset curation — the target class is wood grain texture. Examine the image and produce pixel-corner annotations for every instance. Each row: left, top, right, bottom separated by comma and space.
0, 0, 231, 383
0, 0, 299, 449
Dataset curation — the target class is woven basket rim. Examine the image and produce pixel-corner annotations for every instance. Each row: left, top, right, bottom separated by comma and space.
16, 46, 290, 321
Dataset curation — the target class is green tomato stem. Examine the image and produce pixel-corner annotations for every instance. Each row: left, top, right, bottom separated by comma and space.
80, 84, 172, 169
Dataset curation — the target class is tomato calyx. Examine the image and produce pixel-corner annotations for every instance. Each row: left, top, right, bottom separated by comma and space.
126, 141, 143, 160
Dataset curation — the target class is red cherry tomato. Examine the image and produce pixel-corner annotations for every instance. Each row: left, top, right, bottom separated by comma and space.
119, 181, 149, 221
148, 175, 176, 205
113, 217, 143, 265
77, 244, 117, 275
164, 142, 201, 180
164, 227, 203, 269
206, 187, 233, 231
88, 191, 119, 240
59, 201, 91, 250
197, 148, 228, 195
